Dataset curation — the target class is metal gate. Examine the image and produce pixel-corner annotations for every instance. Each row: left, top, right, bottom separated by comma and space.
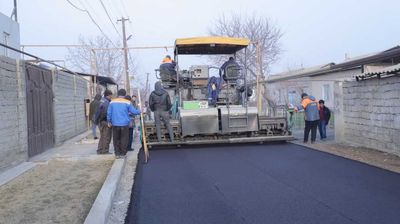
26, 64, 54, 157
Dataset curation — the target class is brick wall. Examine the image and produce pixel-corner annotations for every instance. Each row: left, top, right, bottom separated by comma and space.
342, 75, 400, 155
53, 70, 88, 144
0, 56, 27, 170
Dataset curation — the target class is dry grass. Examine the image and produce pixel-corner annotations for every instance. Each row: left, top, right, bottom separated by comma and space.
0, 158, 114, 224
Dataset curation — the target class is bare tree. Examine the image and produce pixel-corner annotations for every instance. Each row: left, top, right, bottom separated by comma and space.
66, 35, 137, 86
208, 13, 283, 79
209, 13, 283, 112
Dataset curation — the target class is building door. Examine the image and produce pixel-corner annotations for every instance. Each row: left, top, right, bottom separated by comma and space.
25, 64, 55, 157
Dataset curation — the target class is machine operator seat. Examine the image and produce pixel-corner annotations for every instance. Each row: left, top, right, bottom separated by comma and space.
223, 63, 241, 81
159, 63, 177, 82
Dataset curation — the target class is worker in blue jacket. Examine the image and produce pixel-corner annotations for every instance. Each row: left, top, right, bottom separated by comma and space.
107, 89, 141, 158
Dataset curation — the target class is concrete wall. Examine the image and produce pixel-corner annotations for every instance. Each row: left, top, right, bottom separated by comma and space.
0, 12, 20, 59
53, 70, 88, 144
342, 75, 400, 155
0, 56, 27, 170
0, 56, 89, 170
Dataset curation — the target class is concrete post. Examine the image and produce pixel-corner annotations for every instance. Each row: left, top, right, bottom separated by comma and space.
334, 81, 344, 143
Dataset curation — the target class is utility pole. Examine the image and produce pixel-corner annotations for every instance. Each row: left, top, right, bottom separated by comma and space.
13, 0, 18, 22
90, 49, 98, 96
118, 17, 131, 94
256, 42, 262, 114
144, 72, 150, 101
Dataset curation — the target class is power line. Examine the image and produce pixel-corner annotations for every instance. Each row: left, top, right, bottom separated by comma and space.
98, 0, 121, 37
80, 0, 118, 41
66, 0, 85, 12
106, 0, 136, 56
106, 0, 124, 17
128, 50, 135, 73
113, 0, 135, 35
65, 0, 118, 48
111, 2, 136, 81
103, 0, 124, 29
81, 0, 105, 23
1, 42, 81, 77
119, 0, 130, 18
67, 0, 138, 86
127, 18, 135, 38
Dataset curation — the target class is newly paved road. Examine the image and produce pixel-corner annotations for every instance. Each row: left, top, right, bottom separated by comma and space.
125, 143, 400, 224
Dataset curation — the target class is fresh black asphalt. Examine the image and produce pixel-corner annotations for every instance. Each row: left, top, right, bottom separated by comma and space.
125, 143, 400, 224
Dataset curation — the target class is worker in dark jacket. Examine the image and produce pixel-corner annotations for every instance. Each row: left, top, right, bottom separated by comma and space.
149, 81, 174, 142
159, 55, 177, 81
124, 95, 136, 151
220, 57, 240, 80
89, 94, 102, 139
318, 99, 331, 140
95, 90, 113, 154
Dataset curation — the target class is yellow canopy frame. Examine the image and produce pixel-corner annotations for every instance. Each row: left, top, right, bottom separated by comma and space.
174, 36, 250, 55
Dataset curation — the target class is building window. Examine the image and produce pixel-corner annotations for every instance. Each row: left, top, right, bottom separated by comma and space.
3, 32, 10, 57
322, 84, 330, 101
288, 91, 296, 105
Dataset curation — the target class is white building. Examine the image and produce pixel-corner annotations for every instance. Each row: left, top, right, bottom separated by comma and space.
265, 46, 400, 109
0, 12, 20, 59
264, 46, 400, 144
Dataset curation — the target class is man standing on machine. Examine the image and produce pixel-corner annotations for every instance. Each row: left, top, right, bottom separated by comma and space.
149, 81, 174, 142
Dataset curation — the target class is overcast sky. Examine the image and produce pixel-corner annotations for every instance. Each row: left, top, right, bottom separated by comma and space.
1, 0, 399, 86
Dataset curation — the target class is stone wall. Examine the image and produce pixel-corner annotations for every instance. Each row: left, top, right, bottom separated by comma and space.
0, 56, 27, 170
342, 75, 400, 155
53, 70, 88, 144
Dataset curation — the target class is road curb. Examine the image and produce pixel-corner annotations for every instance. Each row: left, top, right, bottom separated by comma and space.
84, 157, 126, 224
0, 162, 36, 187
107, 136, 142, 224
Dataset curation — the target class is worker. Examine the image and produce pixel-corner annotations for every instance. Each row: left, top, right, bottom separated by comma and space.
149, 81, 174, 142
124, 95, 136, 151
318, 99, 331, 140
237, 85, 252, 105
131, 94, 138, 108
296, 93, 320, 143
207, 76, 222, 106
107, 89, 141, 158
159, 55, 177, 81
221, 57, 240, 80
89, 94, 102, 139
95, 90, 113, 154
144, 101, 152, 121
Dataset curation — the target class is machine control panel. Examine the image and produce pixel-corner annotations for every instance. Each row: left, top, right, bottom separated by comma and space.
189, 65, 209, 79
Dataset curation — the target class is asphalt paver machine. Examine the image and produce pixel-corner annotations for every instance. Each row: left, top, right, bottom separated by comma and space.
143, 36, 293, 147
